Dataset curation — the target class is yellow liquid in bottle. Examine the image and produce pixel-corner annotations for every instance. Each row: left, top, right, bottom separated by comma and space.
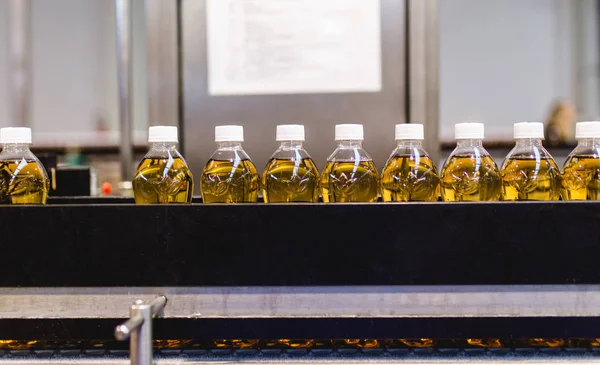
381, 155, 439, 202
213, 339, 259, 349
154, 340, 192, 349
501, 158, 561, 201
561, 155, 600, 200
0, 159, 49, 204
398, 338, 434, 348
528, 338, 564, 348
341, 339, 380, 348
132, 157, 193, 204
201, 159, 259, 203
320, 161, 379, 202
262, 158, 319, 203
440, 155, 501, 201
269, 339, 315, 348
466, 338, 503, 348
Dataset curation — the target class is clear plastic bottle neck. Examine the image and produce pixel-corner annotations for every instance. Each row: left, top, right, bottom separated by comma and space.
272, 140, 310, 160
507, 137, 554, 161
216, 141, 244, 150
570, 138, 600, 158
456, 139, 483, 148
278, 141, 304, 149
337, 140, 363, 148
148, 141, 178, 151
396, 139, 422, 148
146, 141, 180, 159
1, 143, 32, 154
576, 138, 600, 148
212, 141, 251, 162
514, 138, 543, 148
328, 139, 372, 162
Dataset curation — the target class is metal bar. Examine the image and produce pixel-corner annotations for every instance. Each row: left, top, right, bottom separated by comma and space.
407, 0, 440, 164
150, 295, 167, 316
7, 0, 31, 127
115, 297, 166, 365
129, 301, 152, 365
114, 314, 144, 340
2, 285, 600, 319
115, 0, 134, 181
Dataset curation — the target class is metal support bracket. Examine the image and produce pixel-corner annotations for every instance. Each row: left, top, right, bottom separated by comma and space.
115, 295, 167, 365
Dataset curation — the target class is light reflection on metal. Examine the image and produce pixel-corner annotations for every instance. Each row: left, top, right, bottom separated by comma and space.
407, 0, 440, 164
1, 285, 600, 319
115, 0, 134, 181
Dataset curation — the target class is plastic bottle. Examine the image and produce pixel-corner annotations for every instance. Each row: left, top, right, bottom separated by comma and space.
500, 122, 561, 201
262, 124, 320, 203
381, 123, 440, 202
0, 127, 49, 204
440, 123, 501, 201
201, 125, 259, 203
561, 121, 600, 200
320, 124, 379, 202
132, 126, 193, 204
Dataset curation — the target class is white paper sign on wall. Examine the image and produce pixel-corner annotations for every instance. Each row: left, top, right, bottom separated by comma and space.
205, 0, 382, 96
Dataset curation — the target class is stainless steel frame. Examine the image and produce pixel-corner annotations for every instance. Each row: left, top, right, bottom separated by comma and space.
181, 0, 407, 189
116, 0, 134, 181
407, 0, 440, 164
1, 285, 599, 319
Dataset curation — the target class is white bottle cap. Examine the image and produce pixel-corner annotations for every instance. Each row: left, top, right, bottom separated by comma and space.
335, 124, 363, 140
514, 122, 544, 139
276, 124, 305, 141
215, 125, 244, 142
148, 126, 178, 143
0, 127, 32, 144
455, 123, 484, 139
575, 121, 600, 139
395, 123, 424, 140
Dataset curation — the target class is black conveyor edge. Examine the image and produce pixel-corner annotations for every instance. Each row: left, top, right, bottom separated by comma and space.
0, 201, 598, 286
2, 317, 600, 340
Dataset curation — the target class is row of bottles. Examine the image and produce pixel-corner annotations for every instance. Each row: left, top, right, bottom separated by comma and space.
132, 124, 377, 203
441, 121, 593, 202
132, 121, 600, 204
0, 122, 595, 205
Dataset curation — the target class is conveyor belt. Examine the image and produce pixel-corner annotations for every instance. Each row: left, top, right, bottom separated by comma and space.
1, 348, 600, 363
